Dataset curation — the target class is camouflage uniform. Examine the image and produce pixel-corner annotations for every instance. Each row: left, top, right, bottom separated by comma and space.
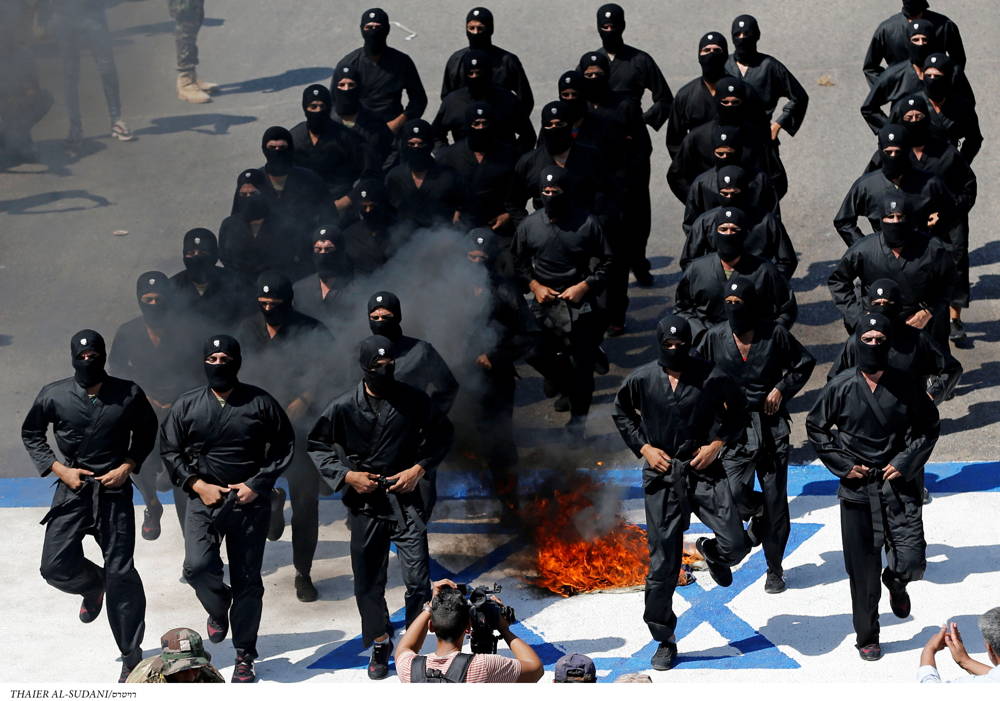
126, 627, 225, 683
168, 0, 205, 72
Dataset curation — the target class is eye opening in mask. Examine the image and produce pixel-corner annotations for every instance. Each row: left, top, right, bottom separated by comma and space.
257, 297, 285, 310
544, 118, 568, 130
369, 310, 396, 322
205, 352, 234, 365
467, 251, 488, 264
717, 222, 742, 235
660, 338, 685, 351
140, 292, 163, 305
719, 96, 743, 107
881, 211, 906, 224
723, 295, 745, 305
368, 356, 395, 371
860, 331, 887, 345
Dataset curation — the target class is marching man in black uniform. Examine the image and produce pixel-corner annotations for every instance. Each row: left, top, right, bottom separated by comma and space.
22, 329, 158, 682
613, 315, 751, 671
308, 336, 453, 680
160, 335, 295, 683
807, 313, 939, 662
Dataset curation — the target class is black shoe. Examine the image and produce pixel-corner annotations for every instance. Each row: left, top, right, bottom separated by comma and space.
764, 570, 786, 594
695, 537, 733, 587
594, 345, 610, 375
207, 613, 229, 644
634, 269, 655, 287
141, 502, 162, 541
79, 587, 104, 623
553, 394, 571, 412
295, 573, 318, 602
267, 487, 286, 541
922, 487, 932, 505
858, 643, 882, 661
882, 570, 911, 618
650, 642, 677, 670
368, 639, 393, 680
232, 654, 256, 683
949, 318, 967, 343
117, 660, 136, 683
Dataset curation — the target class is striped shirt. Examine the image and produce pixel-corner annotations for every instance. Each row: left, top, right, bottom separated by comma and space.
396, 650, 522, 683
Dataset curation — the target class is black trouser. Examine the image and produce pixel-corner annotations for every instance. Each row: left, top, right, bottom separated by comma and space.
526, 304, 601, 418
474, 367, 519, 506
643, 461, 752, 643
40, 480, 145, 662
168, 0, 205, 71
349, 509, 430, 648
285, 438, 320, 576
183, 493, 270, 658
839, 488, 926, 648
132, 402, 187, 531
938, 215, 970, 309
624, 155, 652, 276
722, 414, 791, 575
605, 229, 631, 328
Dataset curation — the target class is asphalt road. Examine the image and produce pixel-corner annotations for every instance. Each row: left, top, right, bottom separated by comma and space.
1, 0, 997, 477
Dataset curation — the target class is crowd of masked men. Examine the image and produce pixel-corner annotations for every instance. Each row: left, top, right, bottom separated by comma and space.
19, 1, 983, 683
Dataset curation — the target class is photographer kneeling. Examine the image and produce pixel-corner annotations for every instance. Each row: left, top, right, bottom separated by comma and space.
396, 579, 543, 683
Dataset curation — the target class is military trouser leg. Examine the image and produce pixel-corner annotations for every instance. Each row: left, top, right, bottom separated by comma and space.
642, 466, 687, 643
40, 481, 145, 659
840, 499, 882, 648
168, 0, 205, 71
688, 465, 752, 566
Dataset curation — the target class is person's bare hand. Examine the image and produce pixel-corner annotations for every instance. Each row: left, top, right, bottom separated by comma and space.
770, 122, 782, 140
95, 460, 134, 489
927, 212, 940, 228
386, 114, 407, 134
764, 388, 783, 415
53, 461, 94, 490
228, 482, 258, 504
882, 464, 902, 481
476, 354, 493, 370
906, 309, 932, 329
345, 471, 379, 494
640, 444, 671, 473
846, 464, 871, 480
558, 281, 589, 305
388, 465, 425, 493
530, 280, 558, 304
334, 194, 353, 211
193, 480, 231, 507
690, 441, 723, 470
431, 579, 458, 597
490, 212, 511, 230
924, 624, 948, 653
286, 397, 308, 423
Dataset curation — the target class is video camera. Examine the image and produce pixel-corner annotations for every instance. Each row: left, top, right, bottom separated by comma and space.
374, 476, 398, 490
456, 583, 515, 654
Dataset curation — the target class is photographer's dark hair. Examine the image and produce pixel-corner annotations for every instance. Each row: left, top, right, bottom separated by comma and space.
431, 589, 470, 643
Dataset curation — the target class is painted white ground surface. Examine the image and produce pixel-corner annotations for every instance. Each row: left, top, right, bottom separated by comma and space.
1, 492, 997, 684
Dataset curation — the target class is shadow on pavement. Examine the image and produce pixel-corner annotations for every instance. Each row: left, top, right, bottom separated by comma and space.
134, 113, 257, 136
0, 189, 111, 214
216, 67, 332, 95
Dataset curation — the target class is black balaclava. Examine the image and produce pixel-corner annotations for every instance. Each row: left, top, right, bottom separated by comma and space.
891, 94, 931, 146
540, 166, 571, 220
541, 101, 573, 155
466, 7, 494, 50
360, 335, 396, 395
463, 49, 493, 99
855, 313, 892, 373
902, 0, 929, 18
717, 165, 748, 207
465, 227, 500, 279
698, 31, 730, 83
723, 274, 757, 336
731, 14, 760, 63
558, 71, 587, 123
203, 335, 241, 392
261, 125, 294, 177
906, 17, 937, 66
136, 271, 171, 327
715, 76, 749, 126
312, 226, 351, 279
302, 84, 333, 134
880, 195, 914, 248
402, 119, 435, 172
333, 64, 362, 116
655, 315, 692, 371
234, 169, 270, 221
182, 228, 219, 284
466, 101, 496, 152
255, 271, 294, 327
712, 125, 744, 167
866, 278, 903, 321
579, 51, 612, 104
922, 53, 953, 102
715, 208, 746, 263
360, 8, 390, 55
367, 290, 403, 341
879, 123, 912, 180
596, 3, 626, 53
355, 178, 391, 227
70, 329, 107, 388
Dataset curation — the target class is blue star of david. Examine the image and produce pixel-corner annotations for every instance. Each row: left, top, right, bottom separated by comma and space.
308, 518, 823, 681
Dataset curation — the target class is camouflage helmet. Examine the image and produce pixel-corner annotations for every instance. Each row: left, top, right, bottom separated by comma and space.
159, 628, 212, 676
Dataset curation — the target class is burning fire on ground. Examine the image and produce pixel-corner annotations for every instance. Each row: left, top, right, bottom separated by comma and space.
524, 479, 703, 597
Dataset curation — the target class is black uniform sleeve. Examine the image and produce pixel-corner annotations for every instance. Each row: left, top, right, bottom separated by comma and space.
666, 134, 696, 203
160, 399, 195, 489
612, 374, 649, 458
828, 247, 864, 333
771, 59, 809, 136
440, 51, 461, 100
415, 398, 454, 475
766, 267, 798, 330
707, 370, 746, 446
508, 55, 534, 114
510, 219, 535, 288
860, 75, 892, 134
957, 108, 983, 164
638, 52, 673, 131
806, 381, 856, 478
772, 328, 816, 401
21, 388, 58, 476
941, 20, 967, 71
245, 396, 295, 495
423, 345, 460, 415
126, 387, 159, 472
833, 180, 868, 246
505, 152, 533, 223
890, 385, 939, 481
584, 218, 614, 293
770, 216, 798, 281
306, 405, 351, 493
862, 28, 889, 88
401, 55, 428, 121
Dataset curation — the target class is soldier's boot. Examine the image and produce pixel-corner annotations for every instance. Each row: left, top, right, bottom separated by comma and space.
193, 71, 220, 94
177, 70, 211, 104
